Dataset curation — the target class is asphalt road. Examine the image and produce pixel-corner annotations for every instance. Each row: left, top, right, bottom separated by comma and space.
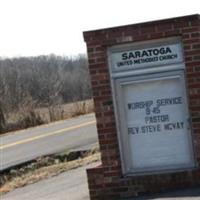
1, 162, 200, 200
1, 163, 99, 200
0, 113, 98, 170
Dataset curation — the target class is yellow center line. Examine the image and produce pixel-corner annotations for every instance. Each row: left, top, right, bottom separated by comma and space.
0, 120, 96, 150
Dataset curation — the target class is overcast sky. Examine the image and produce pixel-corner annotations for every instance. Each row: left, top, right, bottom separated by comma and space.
0, 0, 199, 58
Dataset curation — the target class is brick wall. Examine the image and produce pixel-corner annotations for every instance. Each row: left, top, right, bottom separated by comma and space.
84, 14, 200, 200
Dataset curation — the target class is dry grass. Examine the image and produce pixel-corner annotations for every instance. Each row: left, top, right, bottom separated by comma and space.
45, 99, 94, 122
3, 99, 94, 134
0, 152, 100, 194
8, 99, 94, 124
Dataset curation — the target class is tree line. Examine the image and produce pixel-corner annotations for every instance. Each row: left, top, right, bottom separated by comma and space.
0, 54, 92, 133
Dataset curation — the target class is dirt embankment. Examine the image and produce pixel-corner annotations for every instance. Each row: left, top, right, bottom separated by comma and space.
0, 148, 100, 194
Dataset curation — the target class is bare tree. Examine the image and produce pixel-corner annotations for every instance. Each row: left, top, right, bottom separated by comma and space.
0, 101, 5, 132
0, 54, 92, 132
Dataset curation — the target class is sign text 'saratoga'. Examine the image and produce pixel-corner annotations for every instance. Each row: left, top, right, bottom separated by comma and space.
110, 43, 183, 71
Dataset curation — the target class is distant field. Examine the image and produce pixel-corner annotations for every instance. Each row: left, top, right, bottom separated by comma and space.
3, 99, 94, 134
35, 99, 94, 122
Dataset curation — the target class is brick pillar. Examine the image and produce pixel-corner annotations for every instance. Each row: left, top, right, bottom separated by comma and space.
84, 14, 200, 200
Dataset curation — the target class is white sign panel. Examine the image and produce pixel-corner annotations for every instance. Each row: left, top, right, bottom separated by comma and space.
109, 38, 195, 174
110, 43, 183, 72
121, 73, 194, 172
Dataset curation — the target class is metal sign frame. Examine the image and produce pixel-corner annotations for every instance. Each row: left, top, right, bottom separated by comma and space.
108, 37, 196, 176
113, 70, 195, 175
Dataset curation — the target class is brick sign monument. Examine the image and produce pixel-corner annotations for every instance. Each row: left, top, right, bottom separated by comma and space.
83, 14, 200, 200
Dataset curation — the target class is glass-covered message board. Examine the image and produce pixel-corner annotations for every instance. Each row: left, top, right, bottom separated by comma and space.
108, 37, 195, 175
